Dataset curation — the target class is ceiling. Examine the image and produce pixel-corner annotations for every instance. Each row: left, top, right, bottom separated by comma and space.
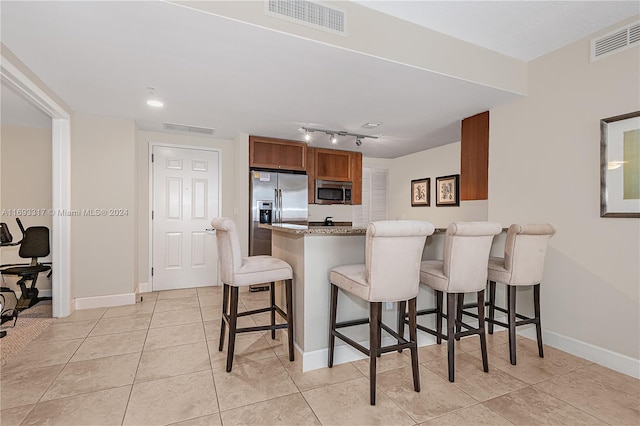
1, 1, 638, 158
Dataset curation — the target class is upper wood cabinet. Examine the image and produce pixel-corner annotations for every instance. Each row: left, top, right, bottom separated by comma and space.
460, 111, 489, 201
314, 148, 352, 181
307, 147, 362, 204
350, 151, 363, 205
249, 136, 306, 171
307, 148, 316, 203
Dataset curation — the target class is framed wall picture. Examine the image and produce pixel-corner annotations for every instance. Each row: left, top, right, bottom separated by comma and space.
436, 174, 460, 206
601, 111, 640, 218
411, 178, 430, 206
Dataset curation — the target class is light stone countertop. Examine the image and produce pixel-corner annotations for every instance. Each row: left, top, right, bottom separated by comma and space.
260, 223, 457, 236
259, 223, 367, 235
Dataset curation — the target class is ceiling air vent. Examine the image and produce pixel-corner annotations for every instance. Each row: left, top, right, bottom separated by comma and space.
591, 21, 640, 62
265, 0, 346, 35
163, 122, 215, 135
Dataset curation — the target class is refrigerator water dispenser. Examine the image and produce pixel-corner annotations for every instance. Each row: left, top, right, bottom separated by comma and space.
258, 201, 272, 224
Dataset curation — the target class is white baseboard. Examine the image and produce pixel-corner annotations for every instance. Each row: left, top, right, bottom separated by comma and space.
465, 315, 638, 379
75, 292, 136, 310
137, 282, 151, 294
518, 327, 640, 379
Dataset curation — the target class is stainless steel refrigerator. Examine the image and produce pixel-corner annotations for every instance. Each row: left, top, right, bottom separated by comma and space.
249, 170, 308, 256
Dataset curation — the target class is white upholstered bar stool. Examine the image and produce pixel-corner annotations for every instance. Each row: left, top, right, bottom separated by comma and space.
417, 222, 502, 382
211, 217, 294, 372
328, 220, 435, 405
486, 223, 556, 365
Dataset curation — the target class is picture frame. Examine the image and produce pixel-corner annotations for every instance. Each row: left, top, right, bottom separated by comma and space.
436, 174, 460, 207
411, 178, 430, 206
600, 111, 640, 218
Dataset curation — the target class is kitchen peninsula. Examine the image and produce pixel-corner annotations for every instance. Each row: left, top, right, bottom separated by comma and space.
260, 223, 507, 372
260, 223, 369, 371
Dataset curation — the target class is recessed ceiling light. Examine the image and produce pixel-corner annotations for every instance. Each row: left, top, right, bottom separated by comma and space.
146, 99, 164, 108
362, 122, 382, 129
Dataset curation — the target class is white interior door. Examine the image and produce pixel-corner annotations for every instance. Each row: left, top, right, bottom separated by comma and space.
152, 145, 220, 291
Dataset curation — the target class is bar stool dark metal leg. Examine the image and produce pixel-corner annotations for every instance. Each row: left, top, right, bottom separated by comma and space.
219, 284, 229, 352
408, 298, 420, 392
328, 284, 338, 367
436, 291, 443, 344
534, 283, 544, 358
397, 300, 406, 351
285, 279, 295, 361
487, 281, 496, 334
226, 286, 239, 372
447, 293, 456, 382
477, 289, 489, 372
369, 301, 380, 405
270, 282, 276, 339
507, 285, 517, 365
455, 293, 464, 339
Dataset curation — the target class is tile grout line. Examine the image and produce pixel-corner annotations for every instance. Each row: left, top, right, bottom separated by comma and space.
119, 299, 154, 426
529, 367, 617, 425
17, 309, 104, 423
198, 290, 224, 424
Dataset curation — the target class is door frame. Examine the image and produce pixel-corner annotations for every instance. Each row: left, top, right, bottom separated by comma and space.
1, 51, 72, 317
148, 142, 222, 291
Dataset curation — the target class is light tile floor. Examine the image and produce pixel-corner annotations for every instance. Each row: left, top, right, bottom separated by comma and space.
1, 287, 638, 425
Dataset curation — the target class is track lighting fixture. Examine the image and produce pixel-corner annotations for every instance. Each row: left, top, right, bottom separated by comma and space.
301, 126, 379, 148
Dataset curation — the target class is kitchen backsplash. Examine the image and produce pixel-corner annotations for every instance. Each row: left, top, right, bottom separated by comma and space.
308, 204, 353, 222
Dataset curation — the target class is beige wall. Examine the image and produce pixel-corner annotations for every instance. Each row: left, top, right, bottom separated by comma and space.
489, 18, 640, 360
71, 114, 137, 298
0, 124, 53, 292
135, 130, 238, 287
387, 142, 488, 227
234, 133, 250, 257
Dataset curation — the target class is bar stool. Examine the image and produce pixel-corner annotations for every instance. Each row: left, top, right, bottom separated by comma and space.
211, 217, 294, 372
328, 220, 435, 405
414, 222, 501, 382
485, 223, 556, 365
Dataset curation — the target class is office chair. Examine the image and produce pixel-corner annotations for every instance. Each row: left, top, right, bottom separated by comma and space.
0, 218, 52, 311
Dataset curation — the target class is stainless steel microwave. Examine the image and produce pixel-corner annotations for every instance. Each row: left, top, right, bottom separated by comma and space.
315, 180, 352, 205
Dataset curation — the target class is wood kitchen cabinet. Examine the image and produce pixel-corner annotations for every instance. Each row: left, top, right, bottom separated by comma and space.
314, 148, 352, 181
350, 151, 362, 205
307, 147, 316, 203
307, 147, 362, 204
249, 136, 306, 171
460, 111, 489, 200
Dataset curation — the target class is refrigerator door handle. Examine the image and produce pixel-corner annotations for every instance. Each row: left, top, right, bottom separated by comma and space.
278, 189, 283, 223
274, 188, 279, 223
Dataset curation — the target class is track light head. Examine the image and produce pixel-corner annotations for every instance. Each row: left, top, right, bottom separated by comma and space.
355, 137, 362, 147
330, 134, 337, 144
